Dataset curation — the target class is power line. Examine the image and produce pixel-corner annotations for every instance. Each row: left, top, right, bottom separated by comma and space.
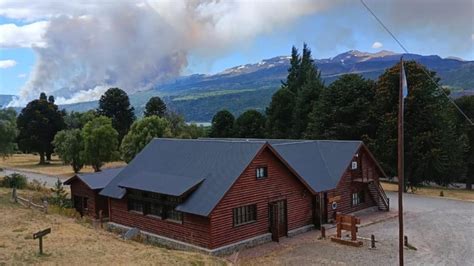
360, 0, 474, 126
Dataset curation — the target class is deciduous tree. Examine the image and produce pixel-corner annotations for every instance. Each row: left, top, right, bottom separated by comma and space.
81, 116, 119, 172
306, 74, 376, 140
120, 116, 172, 163
235, 110, 266, 138
52, 129, 84, 173
0, 108, 17, 157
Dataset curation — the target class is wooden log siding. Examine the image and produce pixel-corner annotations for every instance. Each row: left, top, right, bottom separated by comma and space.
70, 179, 108, 218
324, 147, 382, 220
109, 198, 211, 248
209, 147, 313, 249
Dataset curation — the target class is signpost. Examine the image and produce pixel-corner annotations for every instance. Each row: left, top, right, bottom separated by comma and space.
33, 228, 51, 254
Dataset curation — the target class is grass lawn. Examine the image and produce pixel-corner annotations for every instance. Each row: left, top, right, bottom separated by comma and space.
381, 181, 474, 202
0, 154, 126, 178
0, 187, 226, 265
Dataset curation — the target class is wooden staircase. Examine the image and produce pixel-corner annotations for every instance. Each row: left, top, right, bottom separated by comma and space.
368, 181, 390, 211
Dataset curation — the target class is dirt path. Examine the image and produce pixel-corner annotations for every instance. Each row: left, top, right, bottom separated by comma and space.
238, 192, 474, 265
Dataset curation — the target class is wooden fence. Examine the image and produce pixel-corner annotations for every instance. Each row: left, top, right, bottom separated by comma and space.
11, 188, 48, 214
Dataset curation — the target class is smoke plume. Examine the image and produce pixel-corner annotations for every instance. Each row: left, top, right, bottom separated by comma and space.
7, 0, 332, 106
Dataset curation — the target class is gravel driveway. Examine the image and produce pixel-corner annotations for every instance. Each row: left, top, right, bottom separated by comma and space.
0, 168, 63, 188
239, 192, 474, 266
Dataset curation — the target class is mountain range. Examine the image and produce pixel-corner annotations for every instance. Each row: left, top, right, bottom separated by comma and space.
2, 50, 473, 122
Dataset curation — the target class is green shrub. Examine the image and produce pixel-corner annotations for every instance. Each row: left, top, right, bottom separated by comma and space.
1, 173, 27, 189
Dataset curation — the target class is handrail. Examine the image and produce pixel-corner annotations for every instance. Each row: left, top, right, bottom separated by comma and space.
375, 181, 389, 208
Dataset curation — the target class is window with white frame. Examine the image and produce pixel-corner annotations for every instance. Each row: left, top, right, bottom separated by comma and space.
352, 191, 365, 206
256, 167, 268, 179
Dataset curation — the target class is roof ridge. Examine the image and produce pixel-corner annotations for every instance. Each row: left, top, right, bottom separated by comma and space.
316, 141, 334, 182
153, 138, 267, 143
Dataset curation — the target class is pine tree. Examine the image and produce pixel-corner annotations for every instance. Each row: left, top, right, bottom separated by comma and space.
209, 110, 235, 138
292, 44, 324, 138
265, 88, 296, 138
97, 88, 135, 142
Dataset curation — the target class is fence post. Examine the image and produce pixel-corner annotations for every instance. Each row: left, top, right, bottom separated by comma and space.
28, 196, 32, 208
11, 187, 17, 203
43, 200, 48, 214
371, 234, 376, 249
99, 210, 104, 228
321, 226, 326, 239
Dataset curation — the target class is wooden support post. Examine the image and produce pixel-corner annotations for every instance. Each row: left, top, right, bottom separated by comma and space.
371, 235, 376, 249
43, 200, 48, 214
336, 223, 341, 238
99, 210, 103, 229
39, 237, 43, 254
351, 216, 357, 241
33, 228, 51, 255
321, 226, 326, 239
404, 235, 408, 247
11, 188, 17, 203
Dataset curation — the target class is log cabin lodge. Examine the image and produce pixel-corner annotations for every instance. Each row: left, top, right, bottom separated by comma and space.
65, 138, 389, 255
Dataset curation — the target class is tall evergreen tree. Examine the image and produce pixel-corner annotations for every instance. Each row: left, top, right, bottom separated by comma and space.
97, 88, 135, 142
372, 61, 466, 189
281, 46, 301, 93
265, 88, 295, 138
210, 110, 235, 138
144, 96, 167, 118
305, 74, 376, 140
17, 93, 65, 164
292, 44, 324, 138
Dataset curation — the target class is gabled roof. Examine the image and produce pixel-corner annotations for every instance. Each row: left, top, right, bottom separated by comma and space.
64, 167, 124, 190
271, 140, 362, 191
201, 138, 363, 192
100, 139, 266, 216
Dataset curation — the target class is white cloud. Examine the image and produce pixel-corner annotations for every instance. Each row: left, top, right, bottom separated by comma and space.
0, 21, 49, 48
372, 41, 383, 49
0, 59, 17, 68
471, 33, 474, 41
17, 73, 27, 78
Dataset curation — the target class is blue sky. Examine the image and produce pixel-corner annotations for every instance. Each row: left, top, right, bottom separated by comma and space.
0, 0, 472, 101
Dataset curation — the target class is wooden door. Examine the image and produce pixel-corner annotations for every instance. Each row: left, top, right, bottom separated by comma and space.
269, 200, 287, 242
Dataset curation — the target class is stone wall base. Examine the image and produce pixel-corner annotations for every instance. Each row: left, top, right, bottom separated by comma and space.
106, 222, 273, 256
288, 224, 315, 237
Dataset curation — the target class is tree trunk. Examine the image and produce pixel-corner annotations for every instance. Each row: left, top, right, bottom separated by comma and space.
46, 152, 52, 161
93, 164, 101, 172
466, 167, 473, 190
39, 152, 46, 165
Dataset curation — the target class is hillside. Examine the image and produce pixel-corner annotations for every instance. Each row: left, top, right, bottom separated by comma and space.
3, 50, 473, 121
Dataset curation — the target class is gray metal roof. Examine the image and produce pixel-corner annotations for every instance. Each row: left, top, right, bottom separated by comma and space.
100, 139, 266, 216
64, 167, 124, 190
271, 140, 362, 191
118, 173, 204, 197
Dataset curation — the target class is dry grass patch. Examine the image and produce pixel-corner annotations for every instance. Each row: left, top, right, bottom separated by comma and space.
0, 154, 126, 178
381, 181, 474, 202
0, 188, 227, 265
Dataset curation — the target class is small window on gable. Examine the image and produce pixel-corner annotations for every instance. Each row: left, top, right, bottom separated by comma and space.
256, 167, 268, 179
